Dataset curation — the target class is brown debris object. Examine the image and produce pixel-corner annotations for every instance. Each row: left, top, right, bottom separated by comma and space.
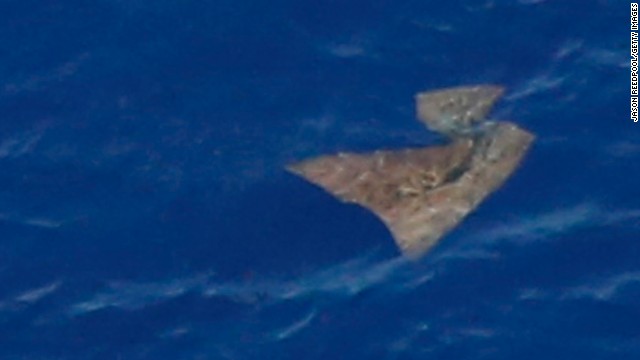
287, 85, 534, 259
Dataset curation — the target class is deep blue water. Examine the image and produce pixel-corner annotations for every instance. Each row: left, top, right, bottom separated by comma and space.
1, 0, 639, 359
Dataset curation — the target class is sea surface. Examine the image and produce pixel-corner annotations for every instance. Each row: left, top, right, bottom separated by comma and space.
1, 0, 639, 359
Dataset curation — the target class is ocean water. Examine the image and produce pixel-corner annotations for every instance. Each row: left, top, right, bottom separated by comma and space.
1, 0, 638, 359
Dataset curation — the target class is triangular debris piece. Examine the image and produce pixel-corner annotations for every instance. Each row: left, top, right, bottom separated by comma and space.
288, 85, 534, 259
